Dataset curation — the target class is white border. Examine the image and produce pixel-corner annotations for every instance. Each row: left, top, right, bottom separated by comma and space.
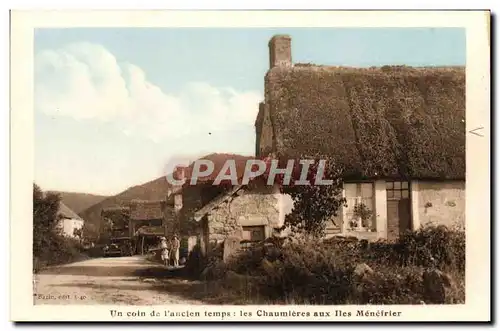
9, 9, 491, 323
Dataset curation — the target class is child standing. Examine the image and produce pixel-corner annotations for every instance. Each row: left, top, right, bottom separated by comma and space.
159, 237, 169, 267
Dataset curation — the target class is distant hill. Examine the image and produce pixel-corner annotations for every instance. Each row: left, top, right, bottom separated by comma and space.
49, 191, 108, 214
79, 153, 252, 229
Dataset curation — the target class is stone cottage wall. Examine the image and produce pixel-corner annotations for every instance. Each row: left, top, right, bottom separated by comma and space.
412, 180, 465, 230
206, 186, 280, 244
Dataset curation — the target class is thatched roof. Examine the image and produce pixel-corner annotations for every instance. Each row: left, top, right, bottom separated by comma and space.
129, 200, 165, 221
58, 202, 83, 221
263, 64, 465, 180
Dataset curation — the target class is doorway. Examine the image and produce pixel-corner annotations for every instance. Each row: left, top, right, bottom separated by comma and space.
386, 181, 411, 240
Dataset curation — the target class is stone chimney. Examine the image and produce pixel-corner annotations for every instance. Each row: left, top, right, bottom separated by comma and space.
269, 35, 292, 69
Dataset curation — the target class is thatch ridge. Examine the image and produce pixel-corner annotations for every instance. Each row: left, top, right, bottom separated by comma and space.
264, 65, 465, 180
293, 63, 465, 72
58, 202, 83, 221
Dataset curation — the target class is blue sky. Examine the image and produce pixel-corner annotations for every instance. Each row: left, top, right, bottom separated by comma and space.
34, 28, 465, 195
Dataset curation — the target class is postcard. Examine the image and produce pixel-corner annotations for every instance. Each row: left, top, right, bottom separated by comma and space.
10, 10, 490, 322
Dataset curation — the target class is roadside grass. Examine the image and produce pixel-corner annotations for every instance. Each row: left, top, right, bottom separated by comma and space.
33, 236, 90, 273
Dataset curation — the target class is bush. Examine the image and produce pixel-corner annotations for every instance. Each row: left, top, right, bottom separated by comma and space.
397, 224, 465, 272
184, 244, 211, 278
34, 235, 88, 272
348, 224, 465, 273
263, 242, 355, 304
215, 224, 465, 304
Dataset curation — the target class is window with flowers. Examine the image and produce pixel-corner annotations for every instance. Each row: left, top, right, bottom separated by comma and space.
344, 182, 375, 232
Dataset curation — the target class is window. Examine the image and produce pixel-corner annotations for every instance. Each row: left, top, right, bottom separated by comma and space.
345, 182, 375, 232
242, 226, 265, 242
386, 181, 410, 200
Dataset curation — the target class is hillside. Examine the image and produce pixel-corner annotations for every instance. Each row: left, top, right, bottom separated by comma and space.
79, 153, 253, 229
49, 191, 108, 214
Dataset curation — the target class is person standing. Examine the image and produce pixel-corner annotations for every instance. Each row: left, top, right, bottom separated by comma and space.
159, 237, 169, 267
170, 235, 180, 267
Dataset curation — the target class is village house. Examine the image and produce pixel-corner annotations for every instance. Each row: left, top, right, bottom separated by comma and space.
165, 154, 287, 257
55, 202, 84, 238
254, 35, 465, 241
192, 182, 285, 254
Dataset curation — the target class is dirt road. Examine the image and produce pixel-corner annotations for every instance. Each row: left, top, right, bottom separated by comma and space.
33, 256, 203, 305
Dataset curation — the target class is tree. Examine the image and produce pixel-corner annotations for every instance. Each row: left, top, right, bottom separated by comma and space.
33, 184, 88, 272
81, 222, 99, 241
260, 155, 346, 237
33, 183, 62, 259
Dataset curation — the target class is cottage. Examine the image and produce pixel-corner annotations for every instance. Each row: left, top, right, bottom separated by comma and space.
184, 35, 466, 255
255, 35, 466, 241
165, 154, 287, 257
55, 202, 84, 238
193, 182, 285, 256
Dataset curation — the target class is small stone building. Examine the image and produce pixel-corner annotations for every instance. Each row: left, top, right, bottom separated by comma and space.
166, 155, 289, 257
193, 183, 284, 256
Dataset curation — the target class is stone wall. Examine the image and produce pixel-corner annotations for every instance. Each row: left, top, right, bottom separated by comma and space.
206, 186, 280, 244
416, 181, 465, 229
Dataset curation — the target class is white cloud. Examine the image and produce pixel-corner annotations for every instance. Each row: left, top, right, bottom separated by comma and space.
35, 42, 262, 142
